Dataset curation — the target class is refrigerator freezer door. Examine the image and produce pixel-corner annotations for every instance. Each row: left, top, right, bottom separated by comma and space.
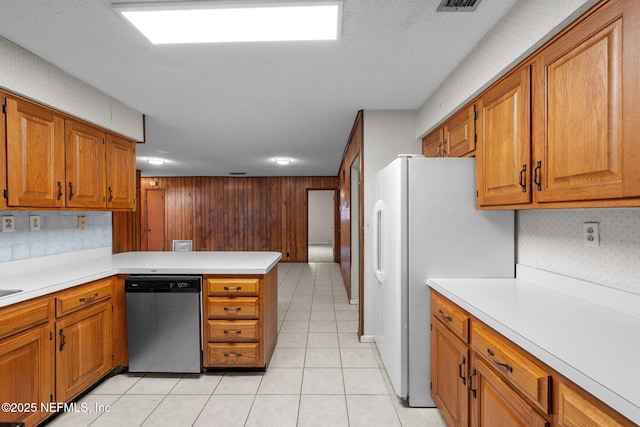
374, 157, 409, 400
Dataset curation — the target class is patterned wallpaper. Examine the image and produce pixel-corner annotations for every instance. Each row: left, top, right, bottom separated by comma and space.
0, 36, 143, 141
517, 209, 640, 295
0, 211, 112, 263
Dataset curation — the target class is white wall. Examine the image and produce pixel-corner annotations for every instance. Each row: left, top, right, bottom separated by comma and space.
362, 110, 421, 336
308, 190, 335, 244
416, 0, 599, 138
0, 36, 143, 141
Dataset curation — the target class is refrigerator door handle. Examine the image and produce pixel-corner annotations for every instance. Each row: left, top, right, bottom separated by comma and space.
373, 199, 384, 283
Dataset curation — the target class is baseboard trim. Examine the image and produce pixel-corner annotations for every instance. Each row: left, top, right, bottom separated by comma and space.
360, 335, 375, 343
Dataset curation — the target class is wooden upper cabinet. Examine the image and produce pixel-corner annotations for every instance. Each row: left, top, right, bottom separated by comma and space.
423, 128, 444, 157
531, 0, 640, 203
65, 120, 107, 208
5, 96, 66, 207
445, 106, 477, 158
106, 133, 136, 210
476, 65, 531, 207
422, 106, 476, 158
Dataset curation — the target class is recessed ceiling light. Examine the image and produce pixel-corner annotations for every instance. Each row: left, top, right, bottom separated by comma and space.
274, 158, 292, 165
146, 157, 167, 165
113, 1, 343, 44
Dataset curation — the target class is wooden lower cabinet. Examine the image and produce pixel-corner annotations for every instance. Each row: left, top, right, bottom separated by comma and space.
55, 299, 113, 402
432, 290, 637, 427
203, 270, 278, 368
0, 322, 55, 427
432, 317, 469, 427
471, 358, 549, 427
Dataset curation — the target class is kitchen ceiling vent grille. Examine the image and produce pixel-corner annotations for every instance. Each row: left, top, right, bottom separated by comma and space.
436, 0, 482, 12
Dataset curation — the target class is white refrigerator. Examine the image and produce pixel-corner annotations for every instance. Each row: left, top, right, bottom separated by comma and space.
372, 155, 514, 407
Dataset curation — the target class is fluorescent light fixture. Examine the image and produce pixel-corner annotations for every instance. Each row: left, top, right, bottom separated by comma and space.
113, 1, 342, 44
274, 158, 291, 165
146, 157, 167, 165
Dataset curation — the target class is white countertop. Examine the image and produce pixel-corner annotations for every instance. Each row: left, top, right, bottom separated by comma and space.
0, 249, 282, 308
428, 265, 640, 425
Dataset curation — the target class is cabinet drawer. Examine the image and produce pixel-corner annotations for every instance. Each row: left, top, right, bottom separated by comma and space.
472, 322, 551, 414
206, 343, 260, 367
56, 278, 112, 317
432, 292, 470, 342
207, 320, 259, 342
207, 278, 259, 296
556, 382, 631, 427
0, 298, 52, 340
207, 297, 259, 319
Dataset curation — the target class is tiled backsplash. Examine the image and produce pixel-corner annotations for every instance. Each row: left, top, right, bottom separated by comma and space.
517, 208, 640, 295
0, 211, 112, 262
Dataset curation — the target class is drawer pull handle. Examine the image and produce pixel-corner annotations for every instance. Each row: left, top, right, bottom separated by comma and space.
487, 348, 513, 372
223, 330, 242, 335
438, 309, 452, 322
223, 307, 242, 312
79, 292, 99, 303
224, 286, 242, 291
469, 368, 477, 399
59, 329, 66, 351
458, 356, 466, 385
224, 352, 243, 358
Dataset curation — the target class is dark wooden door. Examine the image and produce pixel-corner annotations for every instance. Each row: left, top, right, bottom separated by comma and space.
146, 188, 165, 251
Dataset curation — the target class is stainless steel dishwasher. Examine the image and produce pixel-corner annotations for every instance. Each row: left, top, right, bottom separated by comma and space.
125, 275, 202, 373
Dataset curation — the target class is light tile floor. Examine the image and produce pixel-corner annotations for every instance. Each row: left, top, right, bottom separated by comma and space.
44, 262, 446, 427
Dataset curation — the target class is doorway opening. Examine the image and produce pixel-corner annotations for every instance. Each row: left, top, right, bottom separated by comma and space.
350, 155, 360, 304
307, 190, 336, 262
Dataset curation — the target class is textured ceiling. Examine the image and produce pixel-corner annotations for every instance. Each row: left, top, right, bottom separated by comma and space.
0, 0, 518, 176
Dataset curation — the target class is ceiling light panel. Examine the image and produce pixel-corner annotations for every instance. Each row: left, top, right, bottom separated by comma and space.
113, 1, 343, 44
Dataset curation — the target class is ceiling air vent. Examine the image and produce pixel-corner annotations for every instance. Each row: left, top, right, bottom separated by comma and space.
436, 0, 482, 12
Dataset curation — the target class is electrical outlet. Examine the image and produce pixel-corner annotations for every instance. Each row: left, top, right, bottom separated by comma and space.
30, 215, 41, 231
583, 222, 600, 246
78, 216, 87, 230
2, 216, 15, 232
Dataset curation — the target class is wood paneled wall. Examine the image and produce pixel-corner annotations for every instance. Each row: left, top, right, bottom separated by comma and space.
135, 176, 338, 262
338, 111, 364, 334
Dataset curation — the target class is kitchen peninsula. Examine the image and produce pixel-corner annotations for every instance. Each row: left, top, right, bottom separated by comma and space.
0, 249, 281, 427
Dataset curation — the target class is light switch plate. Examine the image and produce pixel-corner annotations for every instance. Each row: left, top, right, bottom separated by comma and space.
30, 215, 41, 231
78, 216, 87, 230
2, 216, 15, 232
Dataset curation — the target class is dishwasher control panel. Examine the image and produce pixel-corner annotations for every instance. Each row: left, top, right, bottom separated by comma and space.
125, 275, 202, 292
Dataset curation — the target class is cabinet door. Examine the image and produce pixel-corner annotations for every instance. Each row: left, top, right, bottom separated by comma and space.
444, 106, 476, 158
106, 134, 136, 210
56, 300, 112, 402
432, 318, 469, 427
0, 324, 55, 427
5, 96, 65, 207
532, 0, 640, 202
423, 128, 444, 157
65, 120, 106, 208
476, 66, 531, 207
470, 358, 548, 427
